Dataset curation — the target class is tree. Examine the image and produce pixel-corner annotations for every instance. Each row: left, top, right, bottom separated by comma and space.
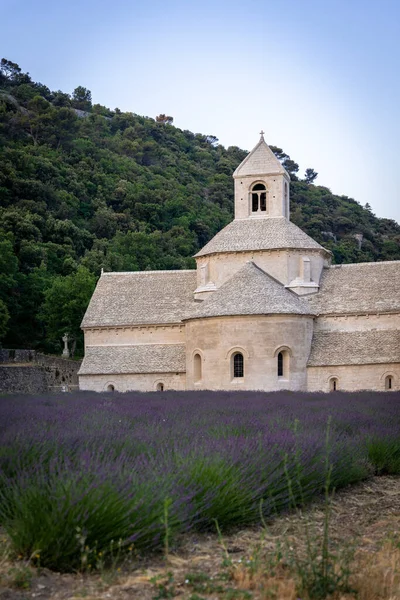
71, 86, 92, 111
270, 145, 299, 180
156, 114, 173, 125
0, 58, 21, 81
304, 168, 318, 184
270, 145, 289, 162
20, 95, 54, 145
40, 267, 97, 356
0, 238, 19, 307
282, 158, 299, 179
0, 299, 10, 341
52, 91, 71, 107
205, 135, 219, 146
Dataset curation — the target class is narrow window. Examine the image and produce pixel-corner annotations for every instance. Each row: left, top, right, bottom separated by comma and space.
252, 193, 259, 212
284, 182, 288, 217
156, 383, 164, 392
107, 384, 115, 392
194, 353, 202, 382
233, 353, 244, 378
276, 349, 290, 379
385, 375, 393, 390
260, 192, 266, 211
329, 378, 338, 392
277, 352, 283, 377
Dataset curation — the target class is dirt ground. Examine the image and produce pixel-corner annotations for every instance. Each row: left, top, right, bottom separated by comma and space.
1, 476, 399, 600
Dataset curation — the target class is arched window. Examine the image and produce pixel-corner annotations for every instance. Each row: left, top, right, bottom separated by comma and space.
156, 382, 164, 392
329, 378, 338, 392
194, 353, 202, 382
385, 375, 393, 390
277, 352, 284, 377
107, 384, 115, 392
251, 183, 267, 213
276, 348, 290, 379
232, 352, 244, 378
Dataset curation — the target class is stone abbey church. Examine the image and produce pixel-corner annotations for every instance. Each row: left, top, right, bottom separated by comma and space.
79, 135, 400, 393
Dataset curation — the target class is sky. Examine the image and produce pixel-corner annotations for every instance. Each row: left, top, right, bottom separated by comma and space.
2, 0, 400, 222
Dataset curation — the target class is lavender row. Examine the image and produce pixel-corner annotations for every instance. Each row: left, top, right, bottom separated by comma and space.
0, 390, 398, 571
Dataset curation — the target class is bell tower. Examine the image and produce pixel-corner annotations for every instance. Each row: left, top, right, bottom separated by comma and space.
233, 132, 290, 220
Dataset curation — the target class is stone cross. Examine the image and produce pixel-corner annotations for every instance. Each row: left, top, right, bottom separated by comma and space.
62, 333, 70, 358
259, 130, 265, 139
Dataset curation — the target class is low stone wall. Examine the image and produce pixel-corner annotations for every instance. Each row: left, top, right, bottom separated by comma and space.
36, 353, 81, 391
0, 349, 36, 363
0, 349, 82, 394
0, 365, 47, 394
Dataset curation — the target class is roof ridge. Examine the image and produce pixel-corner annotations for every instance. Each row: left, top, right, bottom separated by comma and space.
85, 343, 185, 348
101, 269, 196, 276
329, 260, 400, 269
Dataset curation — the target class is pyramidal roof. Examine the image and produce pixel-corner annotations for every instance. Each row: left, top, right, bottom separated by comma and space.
195, 217, 328, 257
186, 262, 314, 320
233, 134, 289, 178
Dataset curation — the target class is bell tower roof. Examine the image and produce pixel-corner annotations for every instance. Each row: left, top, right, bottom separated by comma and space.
233, 132, 289, 178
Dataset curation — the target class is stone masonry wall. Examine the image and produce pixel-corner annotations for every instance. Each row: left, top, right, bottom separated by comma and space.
307, 363, 400, 392
0, 349, 82, 393
0, 365, 47, 394
79, 372, 186, 393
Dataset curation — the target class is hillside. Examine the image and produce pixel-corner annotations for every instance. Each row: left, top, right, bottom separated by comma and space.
0, 58, 399, 354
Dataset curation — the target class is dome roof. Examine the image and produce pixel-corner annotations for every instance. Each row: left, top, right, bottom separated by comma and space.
195, 217, 328, 258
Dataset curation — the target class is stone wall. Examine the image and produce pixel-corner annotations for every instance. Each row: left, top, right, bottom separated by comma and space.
0, 365, 47, 394
0, 349, 81, 393
307, 363, 400, 392
36, 353, 81, 391
84, 324, 185, 347
196, 249, 326, 292
314, 313, 400, 333
79, 372, 186, 392
185, 314, 314, 391
0, 349, 36, 363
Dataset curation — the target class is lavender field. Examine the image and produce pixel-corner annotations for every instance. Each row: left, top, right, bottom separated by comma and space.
0, 390, 399, 572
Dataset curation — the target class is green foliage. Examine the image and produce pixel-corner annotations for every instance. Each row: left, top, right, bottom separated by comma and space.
0, 57, 399, 351
283, 423, 355, 599
0, 299, 10, 340
305, 167, 318, 184
367, 438, 400, 474
40, 266, 96, 356
7, 565, 33, 589
72, 86, 92, 111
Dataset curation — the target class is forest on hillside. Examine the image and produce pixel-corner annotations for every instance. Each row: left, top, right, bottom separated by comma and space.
1, 58, 399, 355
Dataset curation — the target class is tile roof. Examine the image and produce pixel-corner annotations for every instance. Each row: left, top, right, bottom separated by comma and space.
78, 344, 186, 375
307, 261, 400, 315
233, 136, 289, 178
308, 330, 400, 366
186, 261, 314, 320
194, 217, 327, 257
81, 270, 197, 327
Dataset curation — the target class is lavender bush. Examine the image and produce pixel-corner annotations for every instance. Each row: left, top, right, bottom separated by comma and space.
0, 390, 398, 571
